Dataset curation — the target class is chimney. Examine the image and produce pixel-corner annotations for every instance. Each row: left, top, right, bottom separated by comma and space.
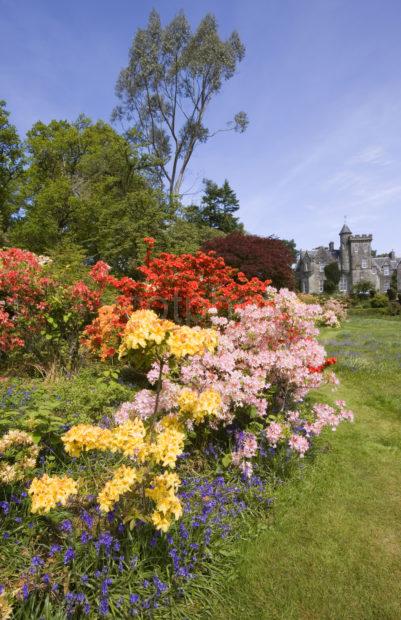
390, 250, 396, 260
329, 241, 334, 252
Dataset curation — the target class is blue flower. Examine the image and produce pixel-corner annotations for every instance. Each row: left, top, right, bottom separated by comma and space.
80, 531, 92, 544
0, 501, 9, 514
60, 519, 73, 534
99, 598, 109, 616
130, 594, 140, 604
101, 578, 112, 596
63, 547, 75, 565
49, 544, 61, 557
80, 510, 93, 529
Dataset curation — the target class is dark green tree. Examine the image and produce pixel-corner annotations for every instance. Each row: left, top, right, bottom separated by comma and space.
324, 262, 341, 294
185, 179, 243, 233
0, 100, 25, 238
387, 270, 398, 301
113, 10, 248, 205
11, 116, 166, 273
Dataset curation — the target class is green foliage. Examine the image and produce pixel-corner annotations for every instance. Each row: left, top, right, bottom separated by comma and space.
323, 262, 340, 294
185, 179, 243, 234
0, 367, 135, 437
10, 116, 165, 274
113, 10, 247, 202
160, 217, 224, 255
352, 279, 375, 297
370, 294, 389, 308
0, 100, 25, 237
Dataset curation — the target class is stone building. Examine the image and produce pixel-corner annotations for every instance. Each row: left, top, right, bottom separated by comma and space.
296, 224, 401, 294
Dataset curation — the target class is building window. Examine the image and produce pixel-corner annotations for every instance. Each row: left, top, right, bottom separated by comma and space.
354, 246, 359, 253
319, 264, 325, 272
319, 281, 324, 293
361, 259, 367, 269
383, 266, 390, 276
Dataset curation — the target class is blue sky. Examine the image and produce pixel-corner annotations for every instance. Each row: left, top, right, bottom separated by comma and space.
1, 0, 401, 253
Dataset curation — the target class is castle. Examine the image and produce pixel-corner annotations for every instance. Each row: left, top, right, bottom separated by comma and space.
296, 224, 401, 294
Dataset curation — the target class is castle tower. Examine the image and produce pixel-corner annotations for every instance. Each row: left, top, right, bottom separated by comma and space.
339, 223, 352, 273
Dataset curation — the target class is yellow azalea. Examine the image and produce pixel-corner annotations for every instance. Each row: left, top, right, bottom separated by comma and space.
111, 419, 147, 458
196, 388, 222, 421
118, 310, 175, 358
62, 420, 149, 459
29, 474, 78, 514
0, 429, 40, 483
62, 424, 113, 457
146, 471, 182, 532
177, 387, 198, 413
150, 510, 172, 532
167, 326, 218, 358
151, 426, 186, 468
178, 387, 222, 422
97, 465, 141, 513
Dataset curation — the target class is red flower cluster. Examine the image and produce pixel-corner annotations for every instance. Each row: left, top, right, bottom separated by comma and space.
0, 249, 49, 352
0, 250, 113, 356
308, 357, 337, 374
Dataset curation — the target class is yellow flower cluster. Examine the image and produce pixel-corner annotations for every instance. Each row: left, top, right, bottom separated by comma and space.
146, 471, 182, 532
118, 309, 218, 360
178, 387, 222, 422
98, 465, 141, 513
0, 430, 39, 483
151, 426, 185, 468
29, 474, 78, 514
0, 590, 12, 620
119, 310, 175, 358
167, 325, 218, 358
62, 419, 147, 459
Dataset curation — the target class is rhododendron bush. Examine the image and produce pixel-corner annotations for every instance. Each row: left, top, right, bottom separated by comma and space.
0, 249, 114, 368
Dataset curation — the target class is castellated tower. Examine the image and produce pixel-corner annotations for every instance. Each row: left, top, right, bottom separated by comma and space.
339, 223, 352, 274
349, 233, 374, 287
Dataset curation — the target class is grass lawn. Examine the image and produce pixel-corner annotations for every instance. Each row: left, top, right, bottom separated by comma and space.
209, 314, 401, 620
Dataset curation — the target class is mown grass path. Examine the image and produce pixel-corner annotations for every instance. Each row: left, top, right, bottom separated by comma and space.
210, 315, 401, 619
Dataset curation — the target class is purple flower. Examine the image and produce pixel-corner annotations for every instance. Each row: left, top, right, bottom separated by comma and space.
99, 598, 109, 616
80, 510, 93, 529
95, 531, 113, 554
80, 531, 92, 544
22, 583, 29, 600
101, 578, 112, 596
63, 547, 75, 565
49, 544, 61, 557
60, 519, 73, 534
0, 501, 9, 514
130, 594, 140, 604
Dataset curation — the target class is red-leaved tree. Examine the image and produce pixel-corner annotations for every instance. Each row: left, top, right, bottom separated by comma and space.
202, 233, 295, 290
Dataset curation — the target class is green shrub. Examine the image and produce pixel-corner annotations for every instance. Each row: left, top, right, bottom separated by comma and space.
370, 294, 388, 308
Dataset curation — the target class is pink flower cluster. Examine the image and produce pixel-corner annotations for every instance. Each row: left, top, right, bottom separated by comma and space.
179, 288, 329, 422
113, 286, 354, 474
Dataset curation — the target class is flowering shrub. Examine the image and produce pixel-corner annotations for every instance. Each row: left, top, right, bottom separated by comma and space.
28, 311, 222, 533
0, 430, 39, 483
110, 288, 352, 482
320, 298, 348, 327
0, 249, 116, 369
0, 255, 355, 618
82, 239, 271, 359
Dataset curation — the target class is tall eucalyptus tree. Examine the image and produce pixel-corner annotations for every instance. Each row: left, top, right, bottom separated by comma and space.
113, 10, 248, 206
